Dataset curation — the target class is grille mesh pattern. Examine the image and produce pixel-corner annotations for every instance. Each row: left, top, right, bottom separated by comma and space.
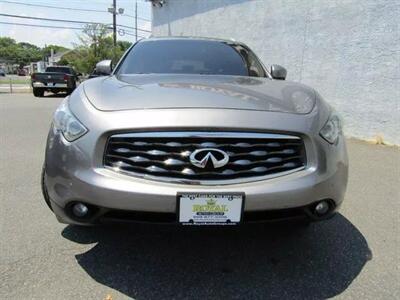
104, 132, 306, 183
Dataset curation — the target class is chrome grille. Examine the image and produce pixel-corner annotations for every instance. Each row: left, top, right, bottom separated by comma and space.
104, 132, 306, 184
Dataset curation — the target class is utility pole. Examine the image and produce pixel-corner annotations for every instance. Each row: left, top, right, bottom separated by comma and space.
113, 0, 117, 46
109, 1, 124, 46
135, 1, 138, 42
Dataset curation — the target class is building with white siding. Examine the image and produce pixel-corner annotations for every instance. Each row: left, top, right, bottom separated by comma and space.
149, 0, 399, 144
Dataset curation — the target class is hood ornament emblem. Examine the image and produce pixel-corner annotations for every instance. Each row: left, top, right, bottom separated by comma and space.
189, 148, 229, 169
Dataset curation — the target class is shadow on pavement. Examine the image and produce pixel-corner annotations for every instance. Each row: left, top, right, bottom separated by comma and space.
62, 214, 371, 299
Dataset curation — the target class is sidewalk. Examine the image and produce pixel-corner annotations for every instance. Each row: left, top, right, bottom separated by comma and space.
0, 83, 31, 93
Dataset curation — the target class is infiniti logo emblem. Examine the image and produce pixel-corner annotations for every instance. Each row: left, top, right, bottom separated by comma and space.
189, 148, 229, 169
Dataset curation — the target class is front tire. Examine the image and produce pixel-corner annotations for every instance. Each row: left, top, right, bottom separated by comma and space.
33, 88, 44, 97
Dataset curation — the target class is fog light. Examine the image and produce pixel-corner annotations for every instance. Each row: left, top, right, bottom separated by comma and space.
315, 201, 330, 215
72, 203, 89, 217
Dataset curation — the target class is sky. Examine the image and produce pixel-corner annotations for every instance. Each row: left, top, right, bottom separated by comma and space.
0, 0, 152, 48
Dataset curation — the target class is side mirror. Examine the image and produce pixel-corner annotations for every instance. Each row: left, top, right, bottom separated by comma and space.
96, 60, 113, 75
270, 64, 287, 80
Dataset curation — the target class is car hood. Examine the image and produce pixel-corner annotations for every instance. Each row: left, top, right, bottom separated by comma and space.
83, 74, 316, 114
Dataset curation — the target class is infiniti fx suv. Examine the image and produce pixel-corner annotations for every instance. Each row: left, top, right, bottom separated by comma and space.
42, 37, 348, 226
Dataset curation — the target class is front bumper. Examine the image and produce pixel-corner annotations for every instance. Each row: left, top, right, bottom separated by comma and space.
32, 82, 68, 88
43, 89, 348, 225
44, 131, 348, 225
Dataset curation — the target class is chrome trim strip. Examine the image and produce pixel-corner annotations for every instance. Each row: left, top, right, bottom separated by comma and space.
111, 131, 301, 140
32, 82, 68, 88
105, 165, 306, 186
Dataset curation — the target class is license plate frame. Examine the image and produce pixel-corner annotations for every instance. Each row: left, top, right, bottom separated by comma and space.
177, 192, 245, 226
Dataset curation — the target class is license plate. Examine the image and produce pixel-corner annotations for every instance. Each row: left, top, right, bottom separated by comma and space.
178, 193, 244, 225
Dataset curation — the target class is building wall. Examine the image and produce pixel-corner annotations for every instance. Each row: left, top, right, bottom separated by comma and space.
152, 0, 399, 144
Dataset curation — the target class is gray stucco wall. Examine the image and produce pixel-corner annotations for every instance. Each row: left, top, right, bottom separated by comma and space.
152, 0, 399, 144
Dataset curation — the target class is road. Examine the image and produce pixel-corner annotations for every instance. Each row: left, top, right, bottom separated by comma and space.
0, 94, 399, 300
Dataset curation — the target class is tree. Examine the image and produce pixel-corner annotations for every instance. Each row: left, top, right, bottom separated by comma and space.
59, 24, 132, 74
0, 37, 16, 48
0, 37, 42, 65
0, 25, 132, 72
16, 42, 42, 65
42, 44, 69, 58
117, 40, 132, 52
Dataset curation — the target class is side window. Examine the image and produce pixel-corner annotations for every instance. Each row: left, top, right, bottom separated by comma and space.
235, 46, 265, 77
246, 51, 265, 77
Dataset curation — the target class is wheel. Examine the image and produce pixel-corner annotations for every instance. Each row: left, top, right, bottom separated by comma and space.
67, 83, 77, 95
33, 88, 44, 97
41, 167, 53, 211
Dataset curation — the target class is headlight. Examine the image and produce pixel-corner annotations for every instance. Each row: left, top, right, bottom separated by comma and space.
320, 112, 342, 144
53, 99, 88, 142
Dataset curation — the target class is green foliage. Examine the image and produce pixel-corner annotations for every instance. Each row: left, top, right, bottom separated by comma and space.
59, 24, 132, 74
0, 37, 16, 48
41, 44, 69, 58
117, 40, 132, 52
0, 37, 43, 65
0, 26, 132, 73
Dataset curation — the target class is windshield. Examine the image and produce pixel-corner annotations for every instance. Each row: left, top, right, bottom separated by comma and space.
117, 39, 266, 77
45, 67, 72, 74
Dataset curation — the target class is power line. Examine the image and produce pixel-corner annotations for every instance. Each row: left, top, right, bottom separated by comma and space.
0, 21, 86, 30
0, 21, 149, 38
116, 24, 151, 33
0, 13, 103, 25
122, 13, 151, 21
0, 0, 151, 22
118, 28, 147, 38
0, 21, 147, 40
121, 30, 147, 38
0, 0, 106, 12
44, 0, 147, 2
124, 32, 146, 39
0, 13, 152, 32
123, 14, 151, 22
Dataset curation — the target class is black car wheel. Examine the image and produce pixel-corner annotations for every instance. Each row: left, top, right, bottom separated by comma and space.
33, 88, 44, 97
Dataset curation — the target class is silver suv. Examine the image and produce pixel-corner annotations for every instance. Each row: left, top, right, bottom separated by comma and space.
42, 37, 348, 226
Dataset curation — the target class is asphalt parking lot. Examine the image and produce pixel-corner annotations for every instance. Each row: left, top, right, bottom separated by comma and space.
0, 93, 399, 299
